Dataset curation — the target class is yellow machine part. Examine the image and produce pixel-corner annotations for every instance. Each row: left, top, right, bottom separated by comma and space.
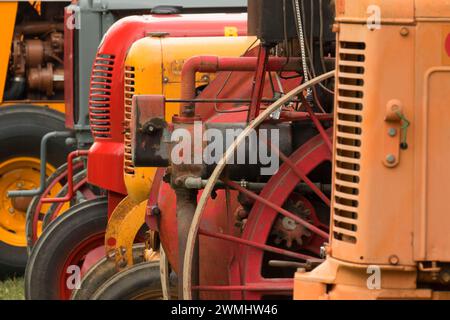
105, 196, 147, 268
123, 36, 257, 203
0, 157, 64, 247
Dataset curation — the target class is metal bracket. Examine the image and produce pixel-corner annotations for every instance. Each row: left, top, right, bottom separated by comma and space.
8, 131, 74, 198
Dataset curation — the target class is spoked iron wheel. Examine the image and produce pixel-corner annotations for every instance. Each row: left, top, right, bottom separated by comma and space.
25, 197, 107, 300
182, 72, 335, 299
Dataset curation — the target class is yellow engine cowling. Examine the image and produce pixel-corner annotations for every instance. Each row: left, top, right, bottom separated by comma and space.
294, 0, 450, 300
123, 36, 257, 202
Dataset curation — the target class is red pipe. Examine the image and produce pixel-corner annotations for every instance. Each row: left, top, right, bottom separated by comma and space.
180, 56, 301, 115
41, 150, 89, 203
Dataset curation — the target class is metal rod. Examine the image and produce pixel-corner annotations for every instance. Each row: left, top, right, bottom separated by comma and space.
302, 96, 333, 151
199, 228, 314, 261
40, 150, 89, 203
8, 131, 73, 198
225, 180, 329, 239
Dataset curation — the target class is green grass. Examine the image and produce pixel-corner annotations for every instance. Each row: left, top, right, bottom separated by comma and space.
0, 277, 25, 300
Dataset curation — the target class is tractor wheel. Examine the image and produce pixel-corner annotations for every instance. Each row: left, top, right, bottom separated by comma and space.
25, 197, 107, 300
0, 105, 70, 277
70, 244, 146, 300
91, 261, 177, 300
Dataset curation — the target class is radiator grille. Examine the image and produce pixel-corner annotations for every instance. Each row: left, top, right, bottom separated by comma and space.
333, 41, 366, 244
124, 66, 136, 175
89, 54, 115, 139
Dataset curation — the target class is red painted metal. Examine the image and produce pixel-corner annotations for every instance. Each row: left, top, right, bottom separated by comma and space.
270, 143, 331, 207
279, 111, 333, 122
41, 150, 89, 203
238, 132, 332, 300
145, 168, 166, 232
30, 162, 84, 244
302, 97, 333, 152
225, 180, 329, 240
87, 13, 248, 194
59, 233, 105, 300
107, 191, 125, 218
63, 7, 75, 129
48, 178, 93, 222
247, 46, 269, 122
180, 55, 301, 114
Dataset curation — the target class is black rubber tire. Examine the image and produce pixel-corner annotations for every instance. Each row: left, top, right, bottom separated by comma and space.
25, 197, 108, 300
70, 244, 146, 300
25, 159, 85, 252
0, 105, 70, 277
91, 261, 177, 300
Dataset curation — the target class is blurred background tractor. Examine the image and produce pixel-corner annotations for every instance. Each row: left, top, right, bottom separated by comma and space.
0, 1, 70, 276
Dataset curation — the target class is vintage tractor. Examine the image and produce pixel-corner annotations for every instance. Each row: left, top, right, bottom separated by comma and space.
0, 0, 71, 276
294, 0, 450, 300
121, 0, 336, 300
25, 8, 253, 300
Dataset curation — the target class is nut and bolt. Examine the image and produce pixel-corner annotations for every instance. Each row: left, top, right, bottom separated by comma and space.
388, 128, 397, 137
389, 255, 399, 265
400, 27, 409, 37
386, 154, 396, 164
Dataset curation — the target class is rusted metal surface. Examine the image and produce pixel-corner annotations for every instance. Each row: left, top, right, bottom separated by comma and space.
131, 95, 169, 167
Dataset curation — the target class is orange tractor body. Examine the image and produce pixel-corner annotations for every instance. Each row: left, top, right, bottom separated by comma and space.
294, 0, 450, 300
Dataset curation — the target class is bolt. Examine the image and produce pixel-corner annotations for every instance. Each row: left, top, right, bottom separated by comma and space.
148, 125, 155, 133
150, 206, 161, 216
386, 154, 396, 164
320, 246, 327, 259
163, 77, 169, 83
388, 128, 397, 137
8, 208, 15, 214
400, 27, 409, 37
440, 270, 450, 285
16, 182, 24, 188
389, 255, 399, 265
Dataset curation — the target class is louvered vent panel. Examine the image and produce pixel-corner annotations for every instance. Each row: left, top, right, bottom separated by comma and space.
89, 54, 115, 139
124, 66, 136, 175
333, 41, 366, 244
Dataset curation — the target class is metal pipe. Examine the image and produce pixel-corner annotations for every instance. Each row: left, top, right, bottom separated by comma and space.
175, 188, 199, 300
40, 150, 89, 203
8, 131, 73, 198
184, 177, 331, 194
180, 56, 302, 116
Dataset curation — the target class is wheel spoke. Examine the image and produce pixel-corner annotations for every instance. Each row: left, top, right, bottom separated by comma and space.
301, 96, 333, 152
199, 228, 315, 261
225, 180, 329, 239
267, 142, 331, 207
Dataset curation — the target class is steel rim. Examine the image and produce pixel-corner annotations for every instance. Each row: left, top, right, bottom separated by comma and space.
0, 157, 59, 247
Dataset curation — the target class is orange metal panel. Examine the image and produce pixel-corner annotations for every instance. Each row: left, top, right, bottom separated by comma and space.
0, 2, 18, 102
